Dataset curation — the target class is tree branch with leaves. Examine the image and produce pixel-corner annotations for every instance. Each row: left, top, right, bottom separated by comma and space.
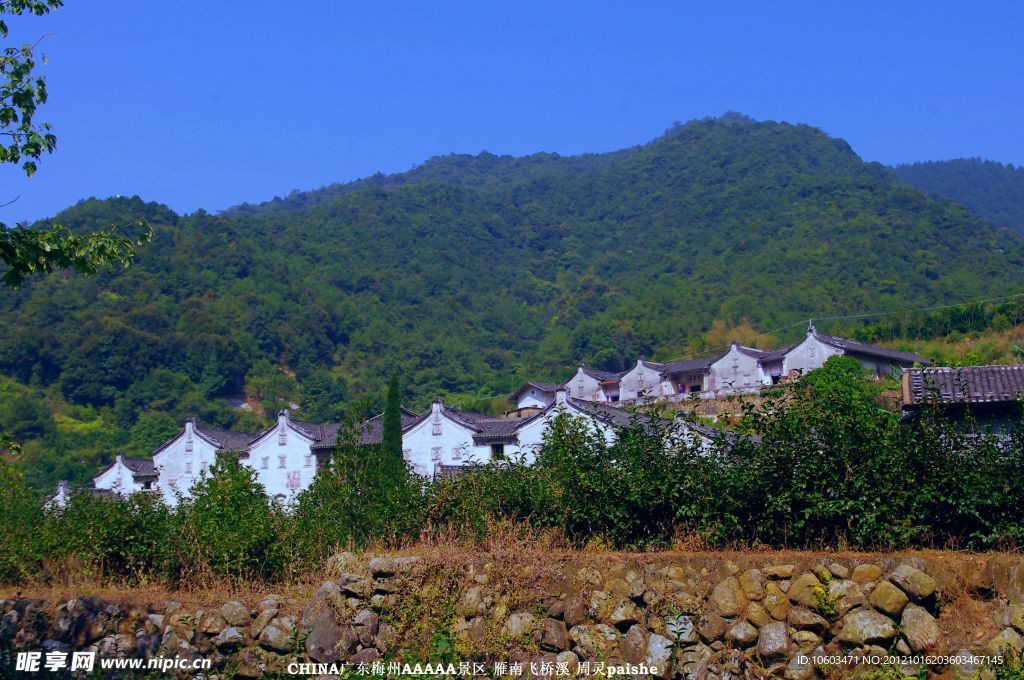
0, 0, 151, 289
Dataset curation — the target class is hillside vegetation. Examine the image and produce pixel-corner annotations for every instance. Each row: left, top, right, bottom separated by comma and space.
2, 114, 1024, 488
893, 158, 1024, 234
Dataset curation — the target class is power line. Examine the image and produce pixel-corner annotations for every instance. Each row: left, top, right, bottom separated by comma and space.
672, 290, 1024, 362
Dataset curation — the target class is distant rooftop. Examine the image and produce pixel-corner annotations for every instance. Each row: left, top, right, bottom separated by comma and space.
902, 365, 1024, 406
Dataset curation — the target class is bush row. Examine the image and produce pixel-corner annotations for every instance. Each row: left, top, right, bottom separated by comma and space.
2, 357, 1021, 585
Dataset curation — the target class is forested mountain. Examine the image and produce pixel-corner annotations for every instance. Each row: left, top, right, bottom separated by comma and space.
3, 114, 1024, 488
893, 158, 1024, 234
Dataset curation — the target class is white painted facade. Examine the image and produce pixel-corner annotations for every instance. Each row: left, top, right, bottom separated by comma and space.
778, 332, 844, 378
150, 421, 221, 505
561, 366, 622, 403
513, 385, 557, 410
565, 366, 607, 402
246, 412, 319, 504
705, 343, 767, 395
511, 390, 617, 462
92, 455, 149, 495
618, 360, 673, 401
95, 412, 321, 506
400, 400, 493, 478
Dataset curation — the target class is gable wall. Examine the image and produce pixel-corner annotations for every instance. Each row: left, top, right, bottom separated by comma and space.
781, 335, 843, 376
516, 387, 555, 410
513, 403, 616, 463
566, 369, 606, 402
402, 411, 491, 478
706, 347, 763, 395
151, 428, 220, 506
246, 422, 317, 503
619, 363, 671, 401
94, 460, 145, 495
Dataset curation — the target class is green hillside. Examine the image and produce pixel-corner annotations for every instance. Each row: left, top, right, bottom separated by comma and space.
893, 158, 1024, 234
2, 114, 1024, 488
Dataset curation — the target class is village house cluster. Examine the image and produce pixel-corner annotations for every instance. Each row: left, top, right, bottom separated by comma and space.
55, 389, 718, 508
53, 325, 931, 507
519, 324, 929, 410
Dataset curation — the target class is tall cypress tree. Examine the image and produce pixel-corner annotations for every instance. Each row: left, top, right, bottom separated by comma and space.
382, 373, 403, 465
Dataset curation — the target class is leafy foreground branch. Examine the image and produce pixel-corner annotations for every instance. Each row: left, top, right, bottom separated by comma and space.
1, 358, 1022, 586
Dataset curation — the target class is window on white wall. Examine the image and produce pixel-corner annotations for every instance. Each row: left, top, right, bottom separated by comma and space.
278, 428, 287, 446
261, 457, 269, 470
287, 471, 300, 490
431, 447, 442, 461
402, 448, 411, 460
278, 455, 287, 469
432, 422, 441, 436
304, 455, 312, 467
185, 437, 193, 453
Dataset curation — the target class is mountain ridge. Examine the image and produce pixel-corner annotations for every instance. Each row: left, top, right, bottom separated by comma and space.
2, 113, 1023, 488
893, 157, 1024, 235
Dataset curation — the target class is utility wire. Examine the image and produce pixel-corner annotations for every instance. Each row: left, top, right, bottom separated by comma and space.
667, 290, 1024, 363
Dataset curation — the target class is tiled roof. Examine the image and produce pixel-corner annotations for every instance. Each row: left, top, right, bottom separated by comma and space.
735, 345, 769, 359
814, 332, 929, 366
753, 331, 928, 367
660, 356, 722, 376
564, 397, 744, 445
902, 365, 1024, 406
757, 345, 794, 363
471, 418, 523, 442
581, 366, 625, 382
120, 456, 155, 475
516, 381, 562, 394
93, 454, 157, 481
309, 413, 423, 449
194, 425, 257, 451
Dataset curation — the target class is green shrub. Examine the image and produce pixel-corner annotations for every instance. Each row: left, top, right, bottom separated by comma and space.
54, 490, 174, 582
174, 452, 284, 583
292, 417, 423, 558
0, 461, 48, 582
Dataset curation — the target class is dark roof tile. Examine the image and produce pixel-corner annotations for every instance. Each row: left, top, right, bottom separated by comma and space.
903, 365, 1024, 406
815, 332, 929, 365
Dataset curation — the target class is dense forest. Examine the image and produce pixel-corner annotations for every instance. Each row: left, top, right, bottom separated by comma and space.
893, 158, 1024, 235
2, 114, 1024, 489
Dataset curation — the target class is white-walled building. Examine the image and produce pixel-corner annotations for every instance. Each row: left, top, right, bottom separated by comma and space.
507, 381, 562, 417
70, 324, 927, 506
149, 418, 255, 505
93, 454, 157, 495
705, 342, 769, 396
768, 325, 926, 380
79, 388, 722, 504
564, 365, 624, 403
618, 357, 720, 402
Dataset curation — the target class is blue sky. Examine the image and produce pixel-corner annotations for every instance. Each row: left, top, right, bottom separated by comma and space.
2, 1, 1022, 222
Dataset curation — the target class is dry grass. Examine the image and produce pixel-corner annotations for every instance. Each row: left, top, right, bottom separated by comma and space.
3, 529, 1022, 631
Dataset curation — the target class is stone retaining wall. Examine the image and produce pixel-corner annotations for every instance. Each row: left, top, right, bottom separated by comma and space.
3, 553, 1024, 678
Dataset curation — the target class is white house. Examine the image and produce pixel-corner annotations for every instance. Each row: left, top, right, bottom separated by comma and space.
242, 412, 326, 503
76, 386, 731, 504
147, 419, 255, 505
511, 388, 620, 461
507, 381, 562, 417
704, 342, 769, 396
92, 454, 157, 495
618, 357, 720, 402
397, 399, 501, 477
564, 365, 624, 403
761, 325, 929, 382
92, 411, 333, 506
